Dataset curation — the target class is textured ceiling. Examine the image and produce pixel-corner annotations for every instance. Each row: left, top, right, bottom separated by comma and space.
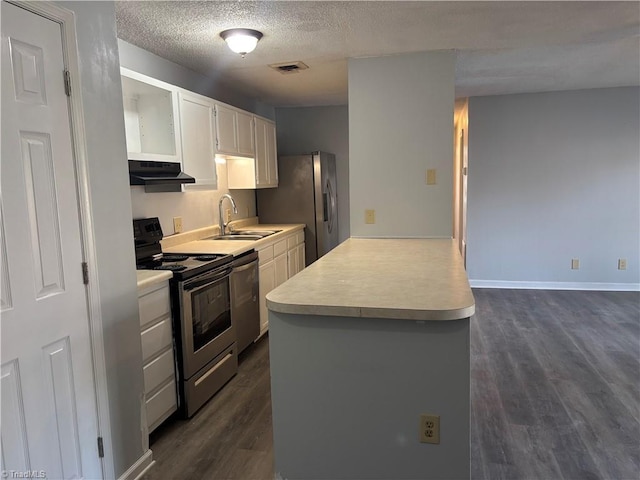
115, 1, 640, 107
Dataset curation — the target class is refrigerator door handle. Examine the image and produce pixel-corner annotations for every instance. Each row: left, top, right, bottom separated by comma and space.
323, 192, 329, 222
326, 180, 335, 233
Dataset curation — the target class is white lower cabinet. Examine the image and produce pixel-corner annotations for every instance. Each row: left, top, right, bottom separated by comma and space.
257, 230, 305, 336
138, 280, 177, 433
258, 259, 276, 337
287, 230, 306, 277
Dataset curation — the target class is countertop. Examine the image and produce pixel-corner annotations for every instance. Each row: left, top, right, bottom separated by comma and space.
136, 270, 172, 290
266, 238, 475, 321
162, 223, 305, 256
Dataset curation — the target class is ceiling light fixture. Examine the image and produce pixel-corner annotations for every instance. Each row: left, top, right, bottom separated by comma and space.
220, 28, 263, 57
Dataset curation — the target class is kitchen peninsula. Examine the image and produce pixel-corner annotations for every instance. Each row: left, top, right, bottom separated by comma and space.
266, 238, 475, 480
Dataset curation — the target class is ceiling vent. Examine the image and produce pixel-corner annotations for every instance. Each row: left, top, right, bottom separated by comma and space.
269, 61, 309, 74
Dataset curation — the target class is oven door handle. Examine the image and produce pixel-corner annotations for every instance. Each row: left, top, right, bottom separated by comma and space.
183, 266, 233, 291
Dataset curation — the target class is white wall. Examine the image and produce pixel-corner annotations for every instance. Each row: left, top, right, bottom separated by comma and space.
58, 2, 145, 477
118, 40, 262, 234
467, 87, 640, 288
129, 164, 256, 234
348, 51, 455, 238
275, 106, 350, 242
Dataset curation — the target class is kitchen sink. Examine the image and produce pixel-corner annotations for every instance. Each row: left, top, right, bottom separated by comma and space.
203, 230, 282, 241
207, 235, 264, 241
232, 229, 281, 236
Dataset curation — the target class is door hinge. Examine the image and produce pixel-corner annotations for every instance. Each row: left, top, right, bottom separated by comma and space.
82, 262, 89, 285
63, 70, 71, 97
97, 437, 104, 458
463, 166, 468, 176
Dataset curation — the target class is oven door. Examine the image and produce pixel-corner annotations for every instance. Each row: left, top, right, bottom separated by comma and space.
179, 264, 235, 379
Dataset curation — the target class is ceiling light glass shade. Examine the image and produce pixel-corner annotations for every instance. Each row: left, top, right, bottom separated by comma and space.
220, 28, 263, 57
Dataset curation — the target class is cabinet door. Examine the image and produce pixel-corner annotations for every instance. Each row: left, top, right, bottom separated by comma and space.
236, 111, 255, 156
297, 243, 306, 272
214, 104, 237, 154
254, 117, 270, 186
287, 248, 298, 278
265, 120, 278, 186
274, 253, 288, 287
179, 92, 217, 188
258, 260, 276, 335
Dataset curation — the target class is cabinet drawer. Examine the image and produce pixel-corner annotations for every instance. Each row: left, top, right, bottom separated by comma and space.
143, 347, 175, 395
258, 245, 274, 263
146, 379, 177, 432
287, 232, 304, 250
138, 284, 171, 328
141, 318, 173, 363
273, 239, 287, 257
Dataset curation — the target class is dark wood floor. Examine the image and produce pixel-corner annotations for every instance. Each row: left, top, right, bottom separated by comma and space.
140, 336, 274, 480
142, 290, 639, 480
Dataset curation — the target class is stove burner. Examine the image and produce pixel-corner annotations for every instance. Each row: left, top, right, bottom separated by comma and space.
154, 264, 188, 272
193, 255, 219, 262
162, 254, 189, 262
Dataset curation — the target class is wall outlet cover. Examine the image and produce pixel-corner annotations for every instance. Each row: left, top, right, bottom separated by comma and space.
571, 258, 580, 270
618, 259, 627, 270
419, 414, 440, 444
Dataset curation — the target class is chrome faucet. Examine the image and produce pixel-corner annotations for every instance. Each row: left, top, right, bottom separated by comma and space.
218, 193, 238, 235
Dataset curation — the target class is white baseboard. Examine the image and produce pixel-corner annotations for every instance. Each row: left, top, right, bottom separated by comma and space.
118, 449, 154, 480
469, 280, 640, 291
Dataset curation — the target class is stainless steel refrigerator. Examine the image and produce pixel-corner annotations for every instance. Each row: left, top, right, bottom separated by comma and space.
257, 151, 338, 266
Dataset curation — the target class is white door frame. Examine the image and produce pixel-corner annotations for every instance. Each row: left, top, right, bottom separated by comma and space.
8, 2, 114, 478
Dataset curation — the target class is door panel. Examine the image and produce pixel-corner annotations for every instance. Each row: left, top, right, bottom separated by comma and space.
1, 3, 101, 478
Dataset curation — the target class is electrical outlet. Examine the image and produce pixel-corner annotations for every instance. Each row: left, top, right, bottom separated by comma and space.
173, 216, 183, 234
618, 259, 627, 270
571, 258, 580, 270
365, 209, 375, 224
419, 414, 440, 444
426, 169, 437, 185
225, 208, 232, 222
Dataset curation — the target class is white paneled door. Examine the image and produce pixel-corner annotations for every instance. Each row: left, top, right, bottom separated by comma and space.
1, 3, 102, 479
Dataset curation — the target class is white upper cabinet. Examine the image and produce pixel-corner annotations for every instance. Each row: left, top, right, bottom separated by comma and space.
236, 111, 255, 156
120, 68, 276, 190
227, 116, 278, 189
121, 68, 181, 162
214, 104, 255, 157
178, 91, 217, 189
256, 117, 278, 187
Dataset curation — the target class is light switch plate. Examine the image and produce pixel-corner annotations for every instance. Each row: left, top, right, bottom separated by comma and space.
173, 217, 183, 234
365, 209, 375, 224
426, 169, 437, 185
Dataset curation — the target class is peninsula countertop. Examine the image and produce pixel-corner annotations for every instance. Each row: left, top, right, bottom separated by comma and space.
266, 238, 475, 321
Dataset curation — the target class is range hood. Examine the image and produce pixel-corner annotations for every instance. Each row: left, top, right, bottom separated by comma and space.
129, 160, 195, 193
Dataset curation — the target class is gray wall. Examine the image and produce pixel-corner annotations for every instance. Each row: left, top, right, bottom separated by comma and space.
348, 52, 455, 238
467, 87, 640, 287
275, 106, 350, 242
269, 311, 470, 480
118, 40, 274, 119
59, 2, 145, 477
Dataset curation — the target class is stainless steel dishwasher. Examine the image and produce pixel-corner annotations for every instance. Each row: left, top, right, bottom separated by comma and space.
230, 250, 260, 353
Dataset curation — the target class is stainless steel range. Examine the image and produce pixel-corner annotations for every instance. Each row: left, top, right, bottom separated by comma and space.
134, 217, 238, 417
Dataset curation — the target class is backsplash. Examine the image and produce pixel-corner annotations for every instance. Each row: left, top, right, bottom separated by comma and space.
130, 161, 257, 235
